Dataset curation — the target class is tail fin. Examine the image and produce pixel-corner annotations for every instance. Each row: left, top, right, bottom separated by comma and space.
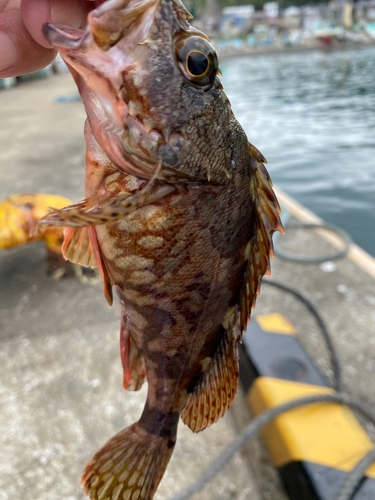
81, 423, 175, 500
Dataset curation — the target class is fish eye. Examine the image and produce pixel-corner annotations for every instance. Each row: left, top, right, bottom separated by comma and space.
175, 36, 218, 90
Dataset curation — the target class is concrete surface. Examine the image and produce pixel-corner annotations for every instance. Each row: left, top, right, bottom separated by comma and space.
231, 224, 375, 500
1, 72, 375, 500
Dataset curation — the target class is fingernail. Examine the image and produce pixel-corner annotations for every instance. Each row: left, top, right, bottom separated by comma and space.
0, 31, 17, 73
50, 0, 86, 28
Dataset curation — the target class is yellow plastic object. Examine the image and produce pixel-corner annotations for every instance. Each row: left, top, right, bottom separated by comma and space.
256, 313, 296, 335
0, 194, 71, 254
248, 377, 375, 478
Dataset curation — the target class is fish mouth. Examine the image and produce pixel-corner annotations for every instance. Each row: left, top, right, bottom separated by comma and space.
43, 17, 160, 179
43, 0, 192, 53
44, 23, 195, 183
43, 0, 202, 184
43, 0, 161, 50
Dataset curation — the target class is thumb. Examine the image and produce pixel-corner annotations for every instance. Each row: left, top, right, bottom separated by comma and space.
0, 8, 55, 77
22, 0, 90, 49
0, 0, 92, 78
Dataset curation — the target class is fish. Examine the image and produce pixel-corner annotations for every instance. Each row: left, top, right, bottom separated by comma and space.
0, 193, 72, 270
38, 0, 283, 498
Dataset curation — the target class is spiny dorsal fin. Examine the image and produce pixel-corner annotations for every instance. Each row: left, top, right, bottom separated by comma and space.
248, 141, 268, 164
62, 227, 97, 268
181, 326, 240, 433
238, 153, 284, 333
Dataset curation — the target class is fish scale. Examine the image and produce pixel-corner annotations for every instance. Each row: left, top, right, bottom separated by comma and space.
38, 0, 283, 498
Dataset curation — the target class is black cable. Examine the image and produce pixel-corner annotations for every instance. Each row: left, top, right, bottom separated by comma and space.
274, 221, 352, 263
167, 279, 375, 500
262, 278, 343, 392
335, 447, 375, 500
168, 393, 375, 500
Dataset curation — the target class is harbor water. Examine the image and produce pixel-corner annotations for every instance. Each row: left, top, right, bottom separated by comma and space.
221, 47, 375, 257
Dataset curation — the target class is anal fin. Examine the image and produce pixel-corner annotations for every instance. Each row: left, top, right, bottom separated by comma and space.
181, 326, 240, 433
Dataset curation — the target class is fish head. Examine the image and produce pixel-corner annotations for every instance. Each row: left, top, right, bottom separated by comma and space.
43, 0, 233, 182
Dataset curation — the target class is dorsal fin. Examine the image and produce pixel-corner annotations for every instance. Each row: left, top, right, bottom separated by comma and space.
181, 326, 240, 433
248, 141, 268, 164
238, 153, 284, 332
182, 150, 283, 433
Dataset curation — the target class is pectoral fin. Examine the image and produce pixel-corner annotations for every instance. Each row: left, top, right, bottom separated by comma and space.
37, 184, 176, 229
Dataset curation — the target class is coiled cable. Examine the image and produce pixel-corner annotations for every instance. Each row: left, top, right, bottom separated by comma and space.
273, 220, 352, 263
168, 278, 375, 500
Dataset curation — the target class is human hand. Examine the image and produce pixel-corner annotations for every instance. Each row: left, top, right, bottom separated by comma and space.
0, 0, 104, 78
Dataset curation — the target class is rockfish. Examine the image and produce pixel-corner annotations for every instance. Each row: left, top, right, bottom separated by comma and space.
39, 0, 283, 498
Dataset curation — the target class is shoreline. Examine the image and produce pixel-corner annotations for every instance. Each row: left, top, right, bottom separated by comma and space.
274, 187, 375, 281
217, 40, 375, 59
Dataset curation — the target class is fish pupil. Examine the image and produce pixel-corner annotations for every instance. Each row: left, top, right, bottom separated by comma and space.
187, 51, 209, 77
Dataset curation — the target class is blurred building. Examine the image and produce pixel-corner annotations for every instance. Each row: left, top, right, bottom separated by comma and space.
353, 1, 375, 22
282, 6, 302, 29
195, 0, 222, 36
219, 5, 255, 37
263, 1, 279, 19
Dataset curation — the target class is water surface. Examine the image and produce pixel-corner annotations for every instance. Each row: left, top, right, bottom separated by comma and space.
221, 47, 375, 257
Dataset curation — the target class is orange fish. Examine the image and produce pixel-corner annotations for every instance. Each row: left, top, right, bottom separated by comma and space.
0, 193, 71, 269
39, 0, 283, 498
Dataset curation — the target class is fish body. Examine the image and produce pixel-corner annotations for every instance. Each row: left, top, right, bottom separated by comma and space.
40, 0, 283, 498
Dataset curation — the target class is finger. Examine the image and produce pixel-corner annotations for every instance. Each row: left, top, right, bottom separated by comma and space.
22, 0, 94, 49
0, 8, 55, 77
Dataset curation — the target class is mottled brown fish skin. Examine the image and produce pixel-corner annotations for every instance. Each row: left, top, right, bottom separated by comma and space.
38, 0, 283, 498
98, 127, 253, 410
85, 106, 253, 420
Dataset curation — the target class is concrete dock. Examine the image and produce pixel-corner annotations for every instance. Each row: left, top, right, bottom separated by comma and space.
0, 72, 374, 500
